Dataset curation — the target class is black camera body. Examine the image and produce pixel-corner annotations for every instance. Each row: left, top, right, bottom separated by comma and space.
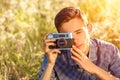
47, 32, 73, 50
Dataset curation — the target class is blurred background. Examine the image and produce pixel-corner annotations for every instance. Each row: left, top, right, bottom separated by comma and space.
0, 0, 120, 80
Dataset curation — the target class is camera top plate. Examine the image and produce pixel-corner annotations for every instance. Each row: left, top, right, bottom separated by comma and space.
47, 32, 73, 39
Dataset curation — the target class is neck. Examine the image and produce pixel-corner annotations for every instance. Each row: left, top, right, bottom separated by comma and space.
84, 44, 90, 56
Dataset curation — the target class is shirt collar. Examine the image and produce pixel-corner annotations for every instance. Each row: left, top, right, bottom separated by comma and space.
89, 39, 98, 62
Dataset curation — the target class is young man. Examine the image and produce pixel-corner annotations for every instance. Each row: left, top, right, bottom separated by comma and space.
39, 7, 120, 80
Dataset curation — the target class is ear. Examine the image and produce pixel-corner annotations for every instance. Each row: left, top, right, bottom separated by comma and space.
87, 23, 92, 32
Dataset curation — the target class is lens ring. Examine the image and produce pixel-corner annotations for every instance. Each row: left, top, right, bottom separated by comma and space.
57, 39, 67, 48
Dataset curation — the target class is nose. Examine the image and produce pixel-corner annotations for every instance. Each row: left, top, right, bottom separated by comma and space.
73, 38, 78, 43
73, 34, 78, 45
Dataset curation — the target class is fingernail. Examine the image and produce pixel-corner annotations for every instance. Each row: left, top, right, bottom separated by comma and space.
73, 45, 75, 47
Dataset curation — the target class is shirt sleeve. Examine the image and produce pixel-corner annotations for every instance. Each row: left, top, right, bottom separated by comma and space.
109, 46, 120, 78
38, 55, 56, 80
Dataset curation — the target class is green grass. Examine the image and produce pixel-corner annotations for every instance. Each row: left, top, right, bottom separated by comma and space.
0, 0, 120, 80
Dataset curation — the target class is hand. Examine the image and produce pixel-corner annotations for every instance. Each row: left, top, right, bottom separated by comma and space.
70, 45, 96, 74
71, 45, 120, 80
43, 34, 61, 65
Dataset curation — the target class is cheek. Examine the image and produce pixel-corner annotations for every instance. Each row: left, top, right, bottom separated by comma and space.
74, 34, 85, 43
74, 33, 89, 43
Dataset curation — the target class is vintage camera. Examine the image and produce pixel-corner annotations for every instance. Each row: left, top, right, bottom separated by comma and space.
47, 32, 73, 50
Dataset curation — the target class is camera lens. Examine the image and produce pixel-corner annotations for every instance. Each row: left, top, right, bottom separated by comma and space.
57, 39, 67, 48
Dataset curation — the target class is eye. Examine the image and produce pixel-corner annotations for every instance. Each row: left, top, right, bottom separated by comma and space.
76, 31, 82, 34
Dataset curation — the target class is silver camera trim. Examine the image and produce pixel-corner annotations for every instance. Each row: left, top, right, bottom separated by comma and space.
47, 32, 73, 39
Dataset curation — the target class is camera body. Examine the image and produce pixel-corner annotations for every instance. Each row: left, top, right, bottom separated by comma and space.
47, 32, 73, 50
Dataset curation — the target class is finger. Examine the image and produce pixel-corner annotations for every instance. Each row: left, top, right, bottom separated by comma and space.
43, 33, 49, 40
44, 39, 56, 51
46, 43, 56, 47
44, 38, 56, 44
43, 38, 56, 49
71, 56, 81, 64
48, 49, 61, 54
44, 43, 56, 51
52, 49, 61, 54
72, 45, 84, 57
71, 48, 81, 60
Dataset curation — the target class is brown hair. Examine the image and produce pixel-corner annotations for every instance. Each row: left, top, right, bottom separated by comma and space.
54, 7, 88, 31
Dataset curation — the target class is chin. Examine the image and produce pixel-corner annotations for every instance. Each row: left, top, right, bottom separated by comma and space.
75, 45, 82, 49
75, 44, 82, 48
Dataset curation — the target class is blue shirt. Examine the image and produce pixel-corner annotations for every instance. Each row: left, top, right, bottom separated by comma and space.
39, 39, 120, 80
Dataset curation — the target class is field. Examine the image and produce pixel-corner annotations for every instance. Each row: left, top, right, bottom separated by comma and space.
0, 0, 120, 80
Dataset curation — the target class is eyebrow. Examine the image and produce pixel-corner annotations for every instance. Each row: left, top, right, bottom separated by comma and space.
73, 28, 83, 33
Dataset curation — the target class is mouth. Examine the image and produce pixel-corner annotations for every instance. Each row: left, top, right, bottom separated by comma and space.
75, 44, 82, 48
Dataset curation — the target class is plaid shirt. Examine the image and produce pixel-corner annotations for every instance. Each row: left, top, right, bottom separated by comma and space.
39, 39, 120, 80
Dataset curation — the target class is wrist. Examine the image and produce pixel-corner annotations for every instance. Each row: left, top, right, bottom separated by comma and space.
89, 65, 100, 75
91, 66, 117, 80
47, 63, 55, 67
92, 66, 100, 75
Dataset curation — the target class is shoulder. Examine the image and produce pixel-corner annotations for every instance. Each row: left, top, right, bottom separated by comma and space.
91, 38, 119, 57
91, 38, 120, 64
91, 38, 117, 50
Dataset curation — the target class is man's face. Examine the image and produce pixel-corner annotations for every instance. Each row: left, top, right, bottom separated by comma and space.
59, 18, 91, 53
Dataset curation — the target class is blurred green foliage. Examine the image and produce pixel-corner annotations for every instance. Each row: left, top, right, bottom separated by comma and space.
0, 0, 120, 80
